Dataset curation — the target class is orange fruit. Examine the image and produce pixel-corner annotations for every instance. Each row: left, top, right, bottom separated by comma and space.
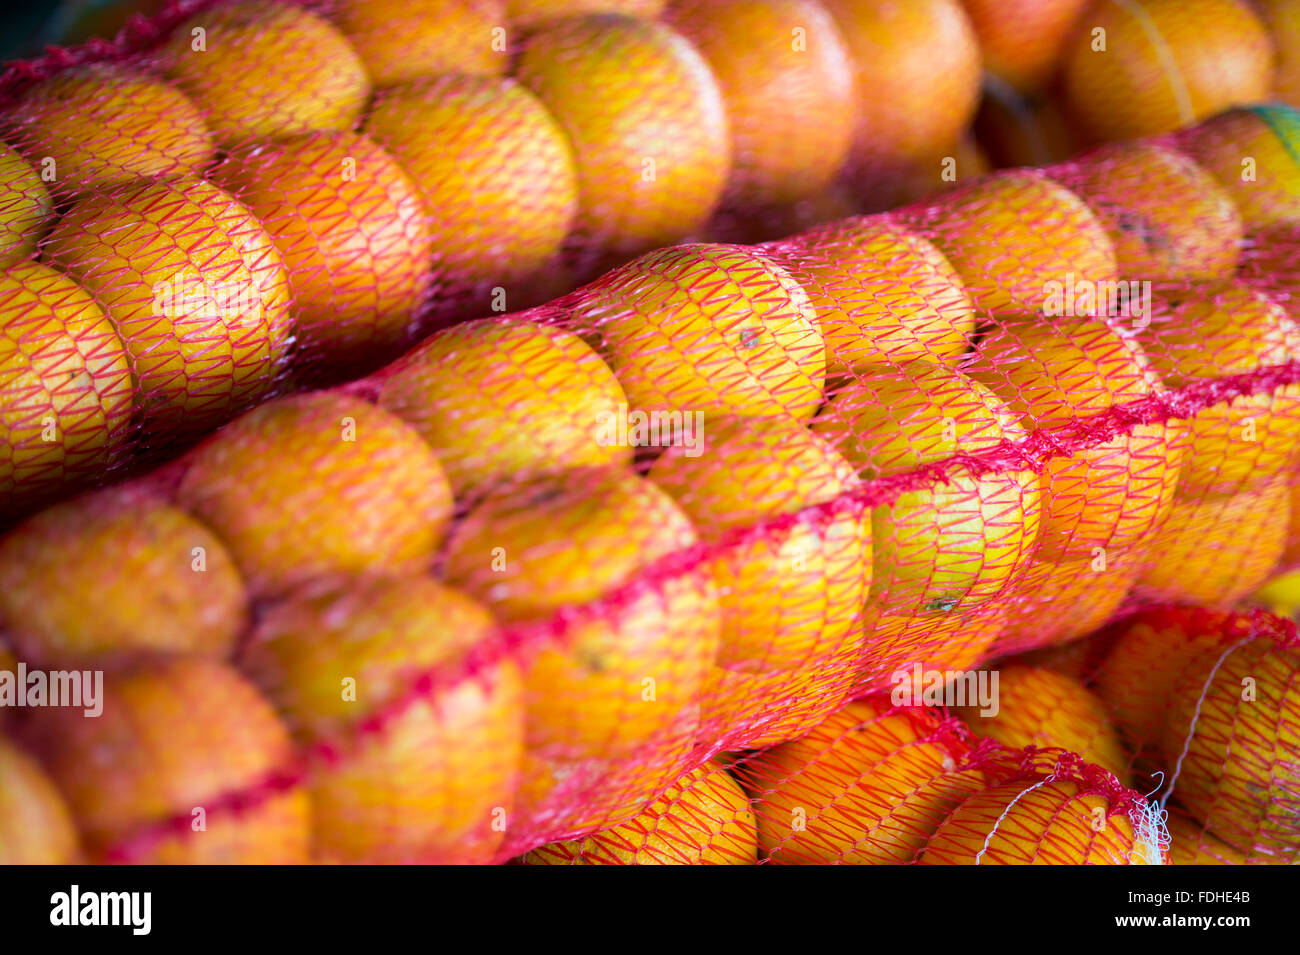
365, 75, 577, 315
0, 262, 133, 504
24, 658, 310, 863
739, 696, 987, 864
377, 317, 630, 499
214, 130, 432, 375
163, 1, 370, 144
1062, 0, 1273, 141
1257, 0, 1300, 106
960, 0, 1090, 92
975, 86, 1081, 169
241, 574, 523, 864
516, 14, 730, 265
0, 141, 52, 265
861, 605, 1006, 691
969, 312, 1183, 560
760, 215, 976, 374
520, 760, 757, 864
664, 0, 855, 206
814, 360, 1043, 616
822, 0, 981, 198
6, 64, 213, 193
902, 169, 1118, 315
1165, 809, 1287, 864
332, 0, 507, 86
176, 392, 453, 596
1050, 141, 1244, 283
0, 735, 79, 864
570, 243, 825, 419
506, 0, 665, 29
0, 484, 246, 668
44, 177, 293, 433
1136, 283, 1300, 497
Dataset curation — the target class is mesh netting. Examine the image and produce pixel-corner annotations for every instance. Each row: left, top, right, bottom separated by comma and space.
1, 0, 1300, 866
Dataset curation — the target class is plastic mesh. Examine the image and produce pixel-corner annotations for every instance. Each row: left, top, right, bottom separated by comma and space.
0, 1, 1299, 866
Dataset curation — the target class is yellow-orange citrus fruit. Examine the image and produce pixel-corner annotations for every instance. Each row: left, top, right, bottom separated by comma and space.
862, 606, 1006, 691
1062, 0, 1273, 141
0, 141, 52, 265
1176, 105, 1300, 230
649, 415, 870, 672
163, 1, 370, 144
242, 575, 523, 864
365, 75, 577, 306
955, 664, 1129, 778
969, 312, 1183, 560
822, 0, 981, 191
740, 696, 987, 864
961, 0, 1090, 92
521, 760, 757, 864
1137, 283, 1300, 496
25, 659, 310, 863
1165, 809, 1286, 864
506, 0, 666, 29
814, 360, 1042, 616
7, 64, 213, 193
905, 169, 1118, 314
0, 262, 132, 501
761, 215, 975, 374
0, 485, 246, 668
1257, 0, 1300, 105
975, 86, 1082, 169
516, 14, 730, 262
332, 0, 506, 86
44, 177, 293, 433
1052, 141, 1244, 283
177, 392, 453, 595
572, 243, 825, 419
215, 131, 432, 374
378, 317, 630, 498
443, 468, 719, 759
0, 735, 79, 864
919, 777, 1162, 864
664, 0, 855, 206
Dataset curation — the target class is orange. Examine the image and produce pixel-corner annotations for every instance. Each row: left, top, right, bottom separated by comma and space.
814, 360, 1043, 616
739, 696, 987, 864
516, 14, 730, 264
378, 317, 630, 499
969, 312, 1183, 560
0, 141, 52, 265
7, 64, 213, 193
332, 0, 506, 86
1062, 0, 1273, 141
570, 243, 825, 419
506, 0, 665, 29
1051, 141, 1243, 283
664, 0, 855, 206
163, 1, 370, 144
176, 392, 453, 596
0, 262, 133, 504
861, 606, 1006, 691
1258, 0, 1300, 106
1165, 809, 1289, 864
903, 169, 1118, 315
365, 75, 577, 314
960, 0, 1090, 92
241, 575, 523, 864
919, 777, 1162, 864
0, 735, 79, 864
24, 659, 310, 863
0, 484, 246, 668
214, 131, 432, 375
44, 177, 293, 433
760, 215, 976, 374
520, 760, 757, 864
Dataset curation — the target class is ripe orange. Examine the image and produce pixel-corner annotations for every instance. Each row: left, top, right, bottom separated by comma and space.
0, 141, 52, 265
1257, 0, 1300, 106
570, 243, 826, 420
506, 0, 665, 29
664, 0, 855, 207
176, 392, 453, 596
515, 14, 730, 265
44, 177, 293, 433
760, 215, 976, 374
960, 0, 1090, 92
0, 484, 246, 668
25, 659, 310, 863
0, 735, 79, 864
1165, 809, 1288, 864
520, 760, 757, 864
1062, 0, 1273, 141
862, 605, 1006, 691
214, 131, 432, 375
163, 1, 370, 144
241, 574, 523, 864
7, 64, 213, 193
332, 0, 506, 86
